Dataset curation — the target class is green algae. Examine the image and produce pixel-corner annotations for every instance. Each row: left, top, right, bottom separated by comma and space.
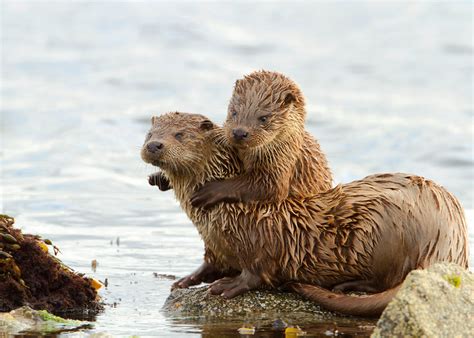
37, 310, 83, 325
443, 274, 462, 288
0, 306, 91, 334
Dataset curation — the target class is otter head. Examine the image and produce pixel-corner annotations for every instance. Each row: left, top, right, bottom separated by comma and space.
141, 112, 216, 176
224, 70, 305, 149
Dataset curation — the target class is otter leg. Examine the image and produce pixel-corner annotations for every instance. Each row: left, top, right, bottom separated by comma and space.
171, 261, 227, 290
190, 179, 240, 209
209, 269, 262, 298
148, 171, 172, 191
190, 172, 283, 209
332, 280, 379, 293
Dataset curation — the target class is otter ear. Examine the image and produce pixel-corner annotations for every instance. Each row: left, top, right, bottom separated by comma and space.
283, 92, 296, 106
200, 119, 214, 131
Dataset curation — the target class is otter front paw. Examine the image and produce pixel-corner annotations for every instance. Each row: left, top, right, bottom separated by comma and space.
209, 276, 250, 298
209, 271, 262, 298
190, 181, 238, 209
148, 172, 172, 191
171, 261, 223, 290
171, 274, 201, 290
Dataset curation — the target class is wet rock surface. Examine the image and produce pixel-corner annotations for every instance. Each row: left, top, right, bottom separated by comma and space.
0, 306, 91, 334
372, 263, 473, 337
163, 286, 378, 336
163, 286, 329, 318
164, 264, 473, 336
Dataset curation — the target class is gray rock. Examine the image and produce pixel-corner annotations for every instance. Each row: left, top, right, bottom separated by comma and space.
163, 286, 330, 318
162, 286, 379, 335
0, 306, 90, 334
372, 263, 474, 337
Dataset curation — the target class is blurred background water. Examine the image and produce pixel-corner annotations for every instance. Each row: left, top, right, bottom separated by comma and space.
1, 1, 472, 336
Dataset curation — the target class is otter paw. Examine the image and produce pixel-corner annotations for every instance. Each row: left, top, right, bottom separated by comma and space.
171, 261, 225, 290
148, 172, 172, 191
190, 181, 238, 209
208, 272, 261, 299
209, 276, 248, 298
190, 184, 218, 209
171, 274, 200, 290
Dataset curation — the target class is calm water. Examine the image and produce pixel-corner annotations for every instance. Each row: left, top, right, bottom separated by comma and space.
1, 1, 472, 337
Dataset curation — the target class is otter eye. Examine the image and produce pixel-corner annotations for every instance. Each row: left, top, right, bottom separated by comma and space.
174, 132, 183, 141
146, 132, 152, 141
231, 110, 237, 118
259, 115, 269, 123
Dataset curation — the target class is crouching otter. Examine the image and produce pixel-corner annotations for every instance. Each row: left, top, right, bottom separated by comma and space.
141, 112, 468, 316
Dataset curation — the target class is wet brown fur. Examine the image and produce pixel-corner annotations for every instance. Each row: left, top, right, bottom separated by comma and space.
190, 71, 332, 208
141, 112, 469, 316
290, 283, 401, 317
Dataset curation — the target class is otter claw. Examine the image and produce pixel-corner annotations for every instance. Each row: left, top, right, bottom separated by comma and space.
148, 175, 158, 186
148, 172, 172, 191
171, 275, 196, 290
172, 261, 226, 291
209, 275, 255, 298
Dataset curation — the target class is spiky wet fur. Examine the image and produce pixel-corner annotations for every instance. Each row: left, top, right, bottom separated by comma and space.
224, 70, 332, 201
142, 112, 469, 298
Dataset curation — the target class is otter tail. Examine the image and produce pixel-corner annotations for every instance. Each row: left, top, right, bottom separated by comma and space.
290, 283, 400, 317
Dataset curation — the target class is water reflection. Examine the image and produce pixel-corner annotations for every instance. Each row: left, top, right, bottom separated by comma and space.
166, 314, 376, 337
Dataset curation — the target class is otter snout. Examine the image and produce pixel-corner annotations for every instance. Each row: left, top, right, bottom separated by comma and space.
232, 128, 249, 141
146, 141, 164, 154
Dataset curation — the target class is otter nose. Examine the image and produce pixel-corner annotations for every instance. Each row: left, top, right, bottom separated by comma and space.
232, 129, 249, 141
146, 141, 164, 154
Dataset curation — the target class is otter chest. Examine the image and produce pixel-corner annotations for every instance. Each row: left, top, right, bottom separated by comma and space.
191, 210, 241, 270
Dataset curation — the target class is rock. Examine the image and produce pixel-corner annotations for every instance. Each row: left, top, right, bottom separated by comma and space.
163, 286, 378, 335
0, 306, 90, 334
372, 263, 474, 337
163, 286, 330, 318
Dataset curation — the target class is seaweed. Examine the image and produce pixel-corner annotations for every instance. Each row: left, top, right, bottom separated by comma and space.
0, 215, 103, 315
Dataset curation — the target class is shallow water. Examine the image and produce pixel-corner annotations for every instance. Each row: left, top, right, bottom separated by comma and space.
1, 1, 472, 337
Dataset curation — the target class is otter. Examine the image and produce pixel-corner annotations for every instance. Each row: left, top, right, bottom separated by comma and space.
143, 113, 243, 289
190, 70, 332, 209
141, 112, 468, 316
157, 71, 333, 290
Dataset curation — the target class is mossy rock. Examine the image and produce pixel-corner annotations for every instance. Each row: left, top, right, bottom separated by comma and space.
0, 306, 90, 334
372, 263, 474, 337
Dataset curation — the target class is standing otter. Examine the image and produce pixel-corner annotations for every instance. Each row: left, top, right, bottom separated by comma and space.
141, 112, 468, 316
143, 113, 243, 289
190, 70, 332, 209
157, 70, 333, 289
